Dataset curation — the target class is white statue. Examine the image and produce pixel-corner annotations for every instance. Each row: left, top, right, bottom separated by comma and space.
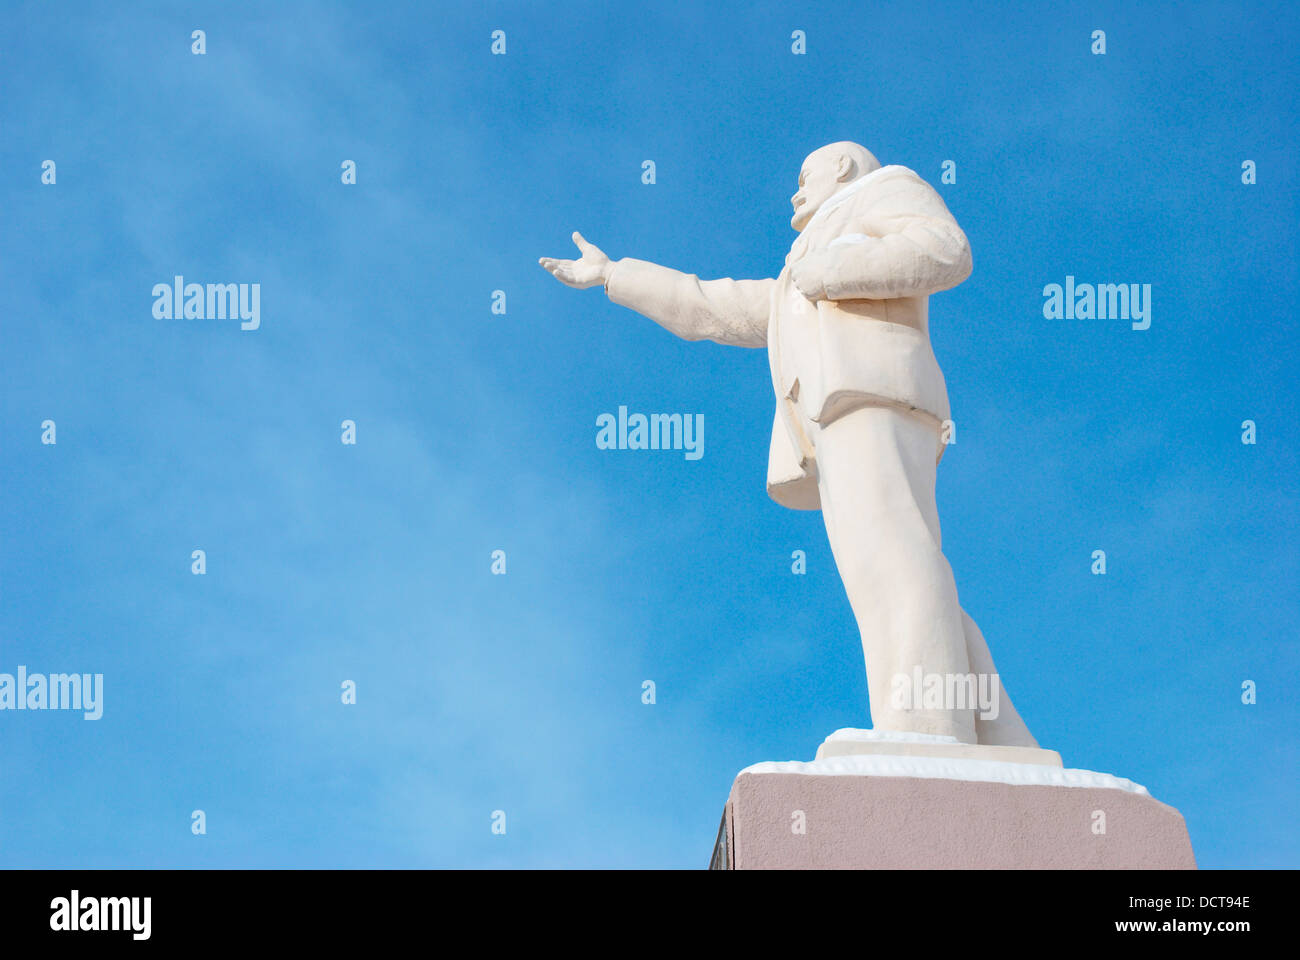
541, 142, 1037, 747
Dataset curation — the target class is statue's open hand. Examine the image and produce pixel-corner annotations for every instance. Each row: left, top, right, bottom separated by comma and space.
539, 232, 612, 290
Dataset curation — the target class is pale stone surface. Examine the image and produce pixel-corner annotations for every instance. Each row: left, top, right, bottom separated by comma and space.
540, 142, 1038, 745
542, 146, 1193, 869
716, 765, 1196, 870
743, 754, 1137, 792
814, 728, 1063, 767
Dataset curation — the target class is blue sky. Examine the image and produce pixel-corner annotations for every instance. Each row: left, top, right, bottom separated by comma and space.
1, 0, 1296, 868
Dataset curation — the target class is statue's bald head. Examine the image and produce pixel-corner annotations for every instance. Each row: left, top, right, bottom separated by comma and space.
790, 141, 881, 231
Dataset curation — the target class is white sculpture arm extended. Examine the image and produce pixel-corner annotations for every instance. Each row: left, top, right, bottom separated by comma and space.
791, 176, 973, 301
540, 232, 772, 348
604, 258, 772, 348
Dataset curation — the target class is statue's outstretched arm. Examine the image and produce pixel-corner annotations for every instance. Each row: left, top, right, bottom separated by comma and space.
541, 233, 772, 348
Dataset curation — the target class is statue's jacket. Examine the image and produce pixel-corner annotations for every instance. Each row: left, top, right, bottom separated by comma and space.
604, 164, 971, 511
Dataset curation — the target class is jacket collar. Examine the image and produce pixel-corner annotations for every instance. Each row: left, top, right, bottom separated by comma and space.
798, 163, 899, 236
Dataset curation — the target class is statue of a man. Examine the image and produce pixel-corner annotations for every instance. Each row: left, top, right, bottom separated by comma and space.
541, 142, 1037, 747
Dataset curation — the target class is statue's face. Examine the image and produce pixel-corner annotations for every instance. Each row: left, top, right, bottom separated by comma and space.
790, 149, 850, 232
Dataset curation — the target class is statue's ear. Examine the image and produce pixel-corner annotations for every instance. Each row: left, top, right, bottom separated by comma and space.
835, 154, 855, 181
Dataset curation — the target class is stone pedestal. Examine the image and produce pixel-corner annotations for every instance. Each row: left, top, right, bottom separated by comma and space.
814, 727, 1064, 766
710, 731, 1196, 870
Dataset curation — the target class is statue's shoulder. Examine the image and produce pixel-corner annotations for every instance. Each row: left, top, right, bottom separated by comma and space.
877, 163, 921, 179
847, 165, 949, 217
861, 165, 932, 196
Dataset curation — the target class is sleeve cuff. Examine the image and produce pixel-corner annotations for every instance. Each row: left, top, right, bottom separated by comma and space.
603, 258, 624, 296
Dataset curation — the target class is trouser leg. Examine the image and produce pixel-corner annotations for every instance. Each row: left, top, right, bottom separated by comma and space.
960, 610, 1039, 747
812, 405, 977, 743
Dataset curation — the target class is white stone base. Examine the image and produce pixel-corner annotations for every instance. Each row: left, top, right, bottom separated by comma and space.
813, 728, 1063, 767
